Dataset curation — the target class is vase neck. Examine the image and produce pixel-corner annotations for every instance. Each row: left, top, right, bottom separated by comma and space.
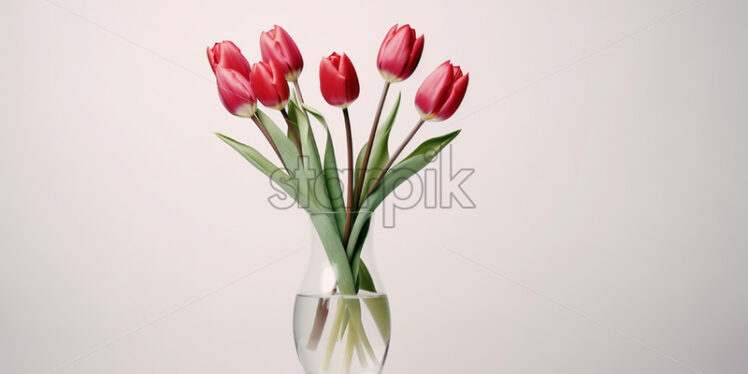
298, 213, 385, 295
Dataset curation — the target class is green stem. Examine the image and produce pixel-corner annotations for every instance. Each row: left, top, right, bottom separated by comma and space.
280, 108, 303, 163
343, 299, 380, 367
292, 79, 305, 104
342, 326, 355, 374
321, 298, 346, 373
292, 79, 313, 136
339, 309, 350, 341
354, 328, 368, 367
306, 296, 330, 350
353, 81, 390, 210
342, 107, 355, 247
251, 115, 288, 172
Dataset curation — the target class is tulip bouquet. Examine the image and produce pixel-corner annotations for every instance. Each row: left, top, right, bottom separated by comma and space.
207, 24, 468, 373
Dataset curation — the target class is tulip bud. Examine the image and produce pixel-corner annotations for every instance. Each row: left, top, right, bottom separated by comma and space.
250, 60, 290, 110
319, 53, 360, 108
260, 25, 304, 82
206, 41, 252, 79
377, 24, 425, 83
415, 61, 469, 121
214, 66, 257, 118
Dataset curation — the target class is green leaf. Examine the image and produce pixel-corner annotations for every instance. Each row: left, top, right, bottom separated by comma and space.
338, 309, 349, 341
354, 93, 401, 196
287, 100, 333, 215
309, 213, 357, 295
304, 104, 346, 235
348, 129, 462, 268
286, 119, 300, 145
362, 296, 391, 341
215, 133, 300, 201
351, 218, 371, 289
357, 258, 391, 342
287, 91, 303, 144
309, 212, 374, 357
357, 256, 375, 292
255, 109, 303, 179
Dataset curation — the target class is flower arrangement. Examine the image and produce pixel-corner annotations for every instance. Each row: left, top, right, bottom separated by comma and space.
207, 24, 468, 373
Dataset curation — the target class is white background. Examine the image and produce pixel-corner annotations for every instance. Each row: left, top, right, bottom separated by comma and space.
2, 0, 747, 373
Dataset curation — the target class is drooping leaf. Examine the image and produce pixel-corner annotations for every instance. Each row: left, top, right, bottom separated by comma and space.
304, 104, 346, 235
288, 100, 333, 214
255, 109, 323, 212
215, 133, 300, 202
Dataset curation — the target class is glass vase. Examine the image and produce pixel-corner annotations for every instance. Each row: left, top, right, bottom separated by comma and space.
293, 212, 391, 374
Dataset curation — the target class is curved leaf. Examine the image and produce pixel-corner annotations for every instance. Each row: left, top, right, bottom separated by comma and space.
309, 213, 357, 295
287, 100, 334, 214
255, 109, 303, 178
354, 92, 401, 198
215, 133, 300, 201
304, 104, 346, 235
359, 261, 391, 341
348, 129, 462, 265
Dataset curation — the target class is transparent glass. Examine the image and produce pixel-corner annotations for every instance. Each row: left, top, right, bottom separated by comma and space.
293, 213, 390, 374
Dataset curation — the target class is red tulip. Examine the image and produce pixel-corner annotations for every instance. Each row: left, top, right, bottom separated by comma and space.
319, 53, 360, 108
415, 61, 469, 121
250, 61, 290, 110
214, 66, 257, 117
376, 24, 424, 83
206, 41, 251, 79
260, 25, 304, 82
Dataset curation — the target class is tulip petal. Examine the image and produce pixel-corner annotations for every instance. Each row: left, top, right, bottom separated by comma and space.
319, 52, 359, 108
378, 25, 414, 80
260, 25, 303, 81
207, 46, 216, 72
339, 54, 360, 104
207, 41, 251, 79
435, 73, 469, 121
270, 60, 290, 102
215, 66, 256, 117
401, 34, 424, 80
319, 55, 346, 107
260, 35, 287, 74
251, 61, 286, 109
275, 25, 304, 72
376, 24, 399, 67
415, 61, 454, 118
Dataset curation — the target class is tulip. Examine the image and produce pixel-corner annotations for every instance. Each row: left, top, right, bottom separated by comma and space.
415, 61, 469, 121
376, 24, 425, 83
250, 60, 290, 110
207, 41, 252, 79
319, 53, 360, 108
214, 66, 257, 118
362, 62, 469, 204
209, 55, 286, 171
250, 60, 301, 159
260, 25, 304, 82
319, 52, 360, 244
354, 24, 424, 212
